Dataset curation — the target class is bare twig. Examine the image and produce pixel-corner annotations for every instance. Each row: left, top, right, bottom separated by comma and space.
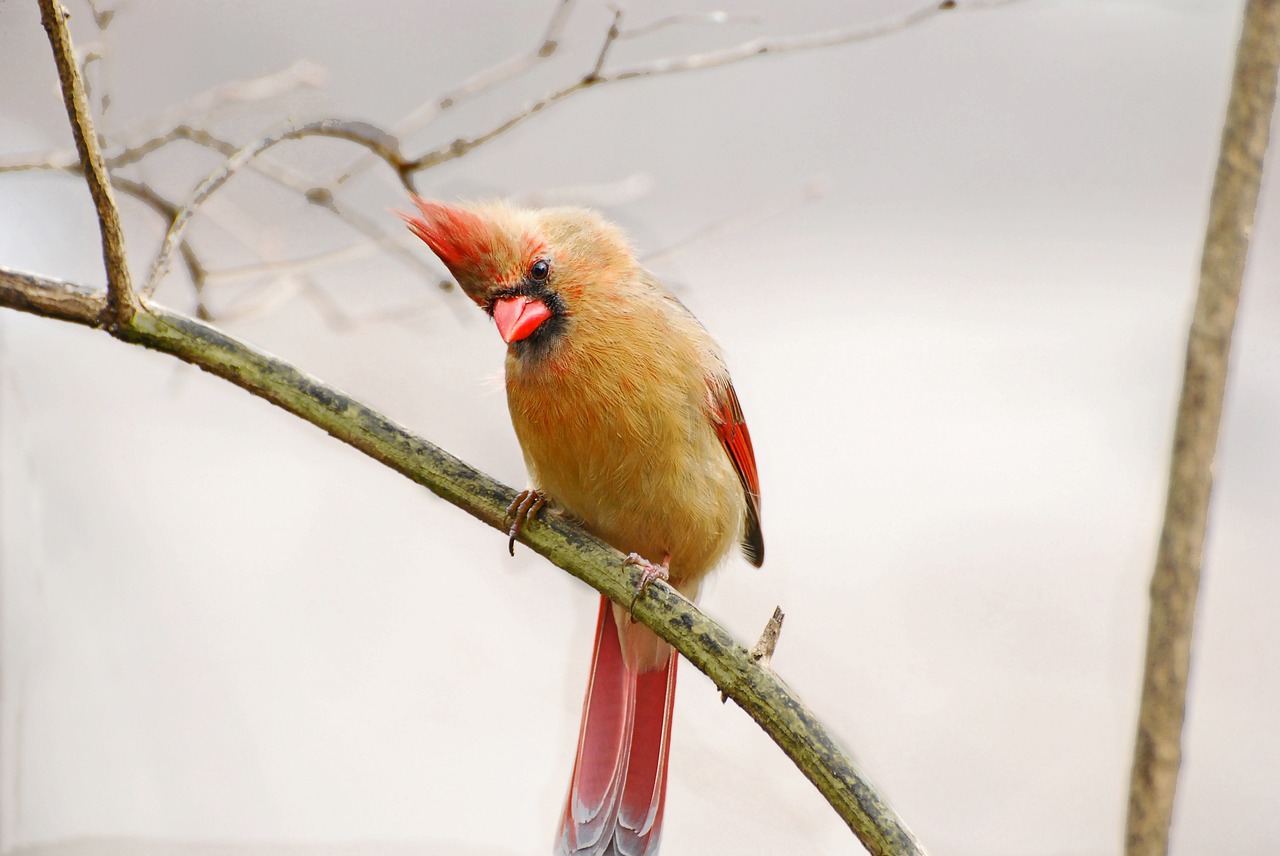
752, 607, 785, 667
645, 178, 826, 265
587, 8, 624, 81
2, 123, 442, 299
508, 172, 654, 208
141, 119, 411, 298
538, 0, 576, 56
110, 175, 213, 319
84, 0, 114, 30
1125, 2, 1280, 855
296, 281, 430, 333
326, 0, 577, 190
203, 240, 389, 286
128, 58, 327, 139
602, 0, 1012, 81
1, 124, 235, 173
107, 124, 239, 169
38, 0, 136, 327
724, 607, 785, 703
8, 0, 1000, 317
0, 264, 927, 856
82, 0, 114, 118
618, 11, 762, 40
401, 0, 997, 176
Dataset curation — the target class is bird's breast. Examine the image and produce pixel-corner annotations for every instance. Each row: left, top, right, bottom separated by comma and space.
505, 334, 743, 591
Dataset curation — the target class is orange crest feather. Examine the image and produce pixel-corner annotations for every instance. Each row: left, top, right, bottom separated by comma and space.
400, 198, 500, 296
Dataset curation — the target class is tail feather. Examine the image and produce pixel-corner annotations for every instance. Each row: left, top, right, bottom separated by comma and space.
558, 596, 677, 856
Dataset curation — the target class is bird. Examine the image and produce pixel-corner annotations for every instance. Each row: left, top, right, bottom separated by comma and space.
401, 197, 763, 855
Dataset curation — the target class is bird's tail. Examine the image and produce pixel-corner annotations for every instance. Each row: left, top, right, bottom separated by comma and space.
556, 595, 677, 855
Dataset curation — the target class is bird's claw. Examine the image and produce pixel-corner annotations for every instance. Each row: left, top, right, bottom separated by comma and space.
505, 489, 546, 556
625, 552, 671, 621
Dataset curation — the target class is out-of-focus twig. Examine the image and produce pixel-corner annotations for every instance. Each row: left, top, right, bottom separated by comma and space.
38, 0, 136, 327
81, 0, 114, 118
110, 175, 212, 319
400, 0, 998, 176
326, 0, 577, 190
142, 119, 411, 297
132, 58, 328, 138
204, 238, 393, 286
588, 8, 623, 80
1125, 2, 1280, 855
11, 0, 1005, 317
618, 10, 762, 40
645, 178, 826, 265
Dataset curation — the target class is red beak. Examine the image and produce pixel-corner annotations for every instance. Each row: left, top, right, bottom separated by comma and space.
492, 295, 552, 343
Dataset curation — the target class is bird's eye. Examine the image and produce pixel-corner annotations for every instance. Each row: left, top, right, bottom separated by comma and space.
530, 259, 550, 281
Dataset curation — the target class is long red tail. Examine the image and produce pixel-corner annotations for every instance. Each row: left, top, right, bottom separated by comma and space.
557, 595, 677, 856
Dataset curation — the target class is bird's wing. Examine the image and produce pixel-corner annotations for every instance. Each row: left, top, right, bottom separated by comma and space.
710, 380, 764, 567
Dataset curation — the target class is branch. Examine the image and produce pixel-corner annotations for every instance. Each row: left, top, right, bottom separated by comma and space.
0, 267, 102, 326
325, 0, 577, 191
38, 0, 136, 328
8, 1, 1002, 311
645, 178, 825, 265
110, 175, 213, 319
618, 11, 763, 41
401, 0, 1004, 175
1125, 2, 1280, 855
0, 265, 926, 856
121, 58, 328, 142
141, 119, 411, 298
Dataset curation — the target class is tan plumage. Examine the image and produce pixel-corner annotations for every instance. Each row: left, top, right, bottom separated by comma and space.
403, 198, 763, 856
506, 249, 743, 592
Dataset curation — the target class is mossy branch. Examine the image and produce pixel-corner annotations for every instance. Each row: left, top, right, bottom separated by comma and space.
0, 265, 925, 856
8, 3, 942, 851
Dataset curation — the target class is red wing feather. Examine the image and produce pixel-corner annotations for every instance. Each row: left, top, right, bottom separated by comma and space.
711, 381, 764, 567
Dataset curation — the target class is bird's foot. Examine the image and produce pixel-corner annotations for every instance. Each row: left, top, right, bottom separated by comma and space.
625, 551, 671, 621
504, 489, 546, 556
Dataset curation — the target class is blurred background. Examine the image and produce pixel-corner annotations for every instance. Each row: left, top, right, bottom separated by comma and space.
1, 1, 1277, 854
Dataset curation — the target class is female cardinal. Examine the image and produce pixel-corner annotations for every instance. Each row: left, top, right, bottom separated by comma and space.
402, 198, 763, 855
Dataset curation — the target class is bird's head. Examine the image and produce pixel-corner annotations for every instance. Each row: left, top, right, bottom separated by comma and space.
401, 197, 634, 351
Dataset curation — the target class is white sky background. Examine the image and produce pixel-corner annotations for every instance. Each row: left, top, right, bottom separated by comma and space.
1, 1, 1278, 854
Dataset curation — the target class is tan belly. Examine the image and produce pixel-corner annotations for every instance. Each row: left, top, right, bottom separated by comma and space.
507, 368, 743, 595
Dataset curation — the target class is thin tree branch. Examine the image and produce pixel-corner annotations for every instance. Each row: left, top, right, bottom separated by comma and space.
618, 11, 762, 41
110, 175, 213, 320
8, 0, 1003, 312
38, 0, 136, 328
1125, 2, 1280, 855
645, 178, 825, 265
203, 239, 388, 286
325, 0, 577, 191
141, 119, 411, 298
126, 58, 328, 140
0, 264, 926, 856
587, 7, 624, 81
401, 0, 1004, 175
